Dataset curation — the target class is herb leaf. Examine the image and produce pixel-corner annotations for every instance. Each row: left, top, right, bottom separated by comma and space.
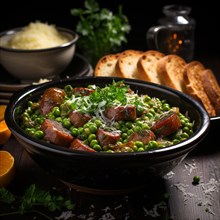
71, 0, 131, 67
0, 187, 15, 204
0, 184, 75, 218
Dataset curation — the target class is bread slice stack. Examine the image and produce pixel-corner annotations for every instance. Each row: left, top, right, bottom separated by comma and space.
94, 49, 220, 117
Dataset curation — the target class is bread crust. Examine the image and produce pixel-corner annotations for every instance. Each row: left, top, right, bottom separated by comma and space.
94, 53, 121, 77
200, 69, 220, 115
184, 61, 216, 117
157, 54, 187, 92
136, 50, 165, 83
114, 49, 143, 79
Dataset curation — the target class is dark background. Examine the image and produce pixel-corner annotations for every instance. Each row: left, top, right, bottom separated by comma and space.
1, 0, 219, 58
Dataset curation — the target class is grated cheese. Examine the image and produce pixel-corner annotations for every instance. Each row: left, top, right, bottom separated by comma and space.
4, 21, 70, 49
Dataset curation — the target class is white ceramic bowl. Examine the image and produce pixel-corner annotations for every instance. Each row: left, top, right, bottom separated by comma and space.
0, 27, 78, 82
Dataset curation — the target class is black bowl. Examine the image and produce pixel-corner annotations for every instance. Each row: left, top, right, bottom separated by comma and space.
5, 77, 210, 194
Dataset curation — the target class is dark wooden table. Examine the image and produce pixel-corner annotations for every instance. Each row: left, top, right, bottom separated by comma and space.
1, 55, 220, 220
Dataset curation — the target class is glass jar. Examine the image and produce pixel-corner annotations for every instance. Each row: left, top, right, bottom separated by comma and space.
146, 5, 196, 62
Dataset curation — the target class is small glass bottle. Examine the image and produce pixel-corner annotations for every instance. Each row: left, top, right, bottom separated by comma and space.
147, 5, 196, 62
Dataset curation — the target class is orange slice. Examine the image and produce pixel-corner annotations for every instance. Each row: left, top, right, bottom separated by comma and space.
0, 105, 7, 122
0, 120, 11, 145
0, 150, 15, 187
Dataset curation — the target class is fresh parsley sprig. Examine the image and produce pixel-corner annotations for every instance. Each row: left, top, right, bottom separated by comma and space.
0, 184, 75, 219
71, 0, 131, 67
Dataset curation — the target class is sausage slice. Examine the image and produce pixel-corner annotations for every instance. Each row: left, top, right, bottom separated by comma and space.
69, 139, 96, 152
39, 87, 65, 116
151, 112, 181, 137
128, 130, 155, 144
105, 105, 137, 121
97, 128, 120, 146
40, 119, 74, 147
69, 111, 91, 128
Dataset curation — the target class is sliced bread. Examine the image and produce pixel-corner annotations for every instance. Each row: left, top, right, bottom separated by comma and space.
94, 53, 120, 77
200, 69, 220, 115
136, 50, 165, 83
184, 61, 216, 117
157, 54, 187, 92
115, 49, 143, 79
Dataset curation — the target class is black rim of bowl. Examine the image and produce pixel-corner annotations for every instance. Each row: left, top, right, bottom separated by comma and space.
0, 26, 78, 52
5, 77, 210, 158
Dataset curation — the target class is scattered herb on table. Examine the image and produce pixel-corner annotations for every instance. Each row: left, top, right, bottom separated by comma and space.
70, 0, 131, 67
0, 184, 75, 220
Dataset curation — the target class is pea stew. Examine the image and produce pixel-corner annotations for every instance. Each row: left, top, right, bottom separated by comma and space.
17, 80, 194, 152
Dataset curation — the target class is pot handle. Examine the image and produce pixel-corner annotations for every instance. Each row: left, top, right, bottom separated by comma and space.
146, 26, 167, 50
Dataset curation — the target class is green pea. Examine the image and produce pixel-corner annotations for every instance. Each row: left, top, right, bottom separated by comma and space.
133, 126, 141, 132
144, 95, 151, 102
114, 122, 120, 129
123, 138, 128, 143
149, 109, 155, 115
193, 176, 200, 184
173, 139, 180, 144
25, 128, 32, 133
88, 134, 96, 142
135, 120, 142, 127
34, 117, 44, 125
188, 130, 193, 135
84, 127, 91, 136
34, 130, 44, 139
94, 119, 102, 127
125, 121, 132, 129
62, 118, 71, 129
162, 103, 170, 111
135, 141, 144, 148
93, 144, 102, 151
80, 132, 87, 140
181, 132, 189, 139
70, 102, 77, 110
90, 139, 98, 147
89, 124, 97, 133
121, 133, 128, 139
121, 127, 127, 133
146, 112, 153, 119
78, 127, 84, 134
185, 122, 193, 129
47, 113, 55, 119
133, 146, 138, 152
127, 129, 133, 135
28, 101, 33, 107
147, 141, 159, 150
52, 107, 60, 117
55, 117, 62, 123
183, 126, 190, 133
29, 130, 35, 136
71, 127, 79, 137
64, 85, 73, 98
22, 112, 30, 118
137, 147, 145, 152
26, 107, 33, 115
142, 124, 150, 130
